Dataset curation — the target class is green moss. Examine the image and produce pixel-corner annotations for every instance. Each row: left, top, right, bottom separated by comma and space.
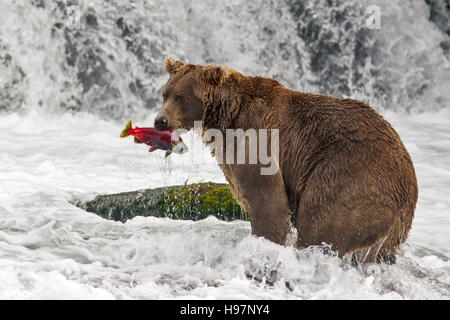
74, 182, 248, 222
159, 183, 248, 221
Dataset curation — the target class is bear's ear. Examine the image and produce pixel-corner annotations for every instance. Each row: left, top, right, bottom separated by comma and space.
165, 57, 184, 74
203, 66, 226, 86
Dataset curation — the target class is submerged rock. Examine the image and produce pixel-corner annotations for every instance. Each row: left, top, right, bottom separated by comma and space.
74, 182, 248, 222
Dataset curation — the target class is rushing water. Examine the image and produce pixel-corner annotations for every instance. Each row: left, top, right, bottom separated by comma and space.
0, 0, 449, 299
0, 0, 449, 119
0, 109, 449, 299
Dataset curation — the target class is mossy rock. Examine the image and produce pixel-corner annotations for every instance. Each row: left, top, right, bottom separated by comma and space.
73, 182, 248, 222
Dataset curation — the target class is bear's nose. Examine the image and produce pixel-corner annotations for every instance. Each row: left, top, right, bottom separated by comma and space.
154, 116, 169, 130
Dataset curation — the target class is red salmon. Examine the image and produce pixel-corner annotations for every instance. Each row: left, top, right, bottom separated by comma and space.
120, 120, 188, 157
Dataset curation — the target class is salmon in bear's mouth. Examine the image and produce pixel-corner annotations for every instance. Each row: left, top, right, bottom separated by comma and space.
120, 120, 188, 157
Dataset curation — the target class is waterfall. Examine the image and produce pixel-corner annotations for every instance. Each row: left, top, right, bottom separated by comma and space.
0, 0, 449, 120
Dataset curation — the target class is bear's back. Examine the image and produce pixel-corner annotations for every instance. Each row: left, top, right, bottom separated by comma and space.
272, 89, 417, 217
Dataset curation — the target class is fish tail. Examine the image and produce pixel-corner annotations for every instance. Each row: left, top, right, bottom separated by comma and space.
120, 120, 132, 138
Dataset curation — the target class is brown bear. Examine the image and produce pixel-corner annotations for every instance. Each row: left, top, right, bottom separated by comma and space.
154, 57, 418, 263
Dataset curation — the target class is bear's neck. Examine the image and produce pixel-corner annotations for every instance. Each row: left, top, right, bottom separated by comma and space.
201, 75, 282, 133
201, 83, 244, 133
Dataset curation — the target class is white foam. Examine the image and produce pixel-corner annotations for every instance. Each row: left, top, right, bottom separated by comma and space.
0, 110, 449, 299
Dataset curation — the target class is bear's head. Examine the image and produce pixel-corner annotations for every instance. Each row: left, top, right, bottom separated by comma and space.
154, 57, 237, 131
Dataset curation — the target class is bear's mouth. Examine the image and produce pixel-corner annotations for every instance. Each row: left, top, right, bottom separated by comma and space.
175, 128, 189, 135
170, 118, 192, 132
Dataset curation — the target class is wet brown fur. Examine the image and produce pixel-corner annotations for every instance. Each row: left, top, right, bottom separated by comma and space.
157, 57, 418, 263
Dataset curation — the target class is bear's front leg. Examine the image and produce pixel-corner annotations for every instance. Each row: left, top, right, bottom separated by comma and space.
221, 164, 291, 245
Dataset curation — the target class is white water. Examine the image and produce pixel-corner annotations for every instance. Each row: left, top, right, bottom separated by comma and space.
0, 0, 449, 300
1, 0, 449, 118
0, 109, 449, 299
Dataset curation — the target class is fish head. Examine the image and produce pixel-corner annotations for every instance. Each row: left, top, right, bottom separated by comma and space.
171, 141, 188, 154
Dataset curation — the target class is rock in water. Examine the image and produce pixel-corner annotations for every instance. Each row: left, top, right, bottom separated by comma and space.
73, 182, 248, 222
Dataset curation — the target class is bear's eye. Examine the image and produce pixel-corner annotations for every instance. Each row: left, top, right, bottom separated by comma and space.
175, 95, 185, 103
